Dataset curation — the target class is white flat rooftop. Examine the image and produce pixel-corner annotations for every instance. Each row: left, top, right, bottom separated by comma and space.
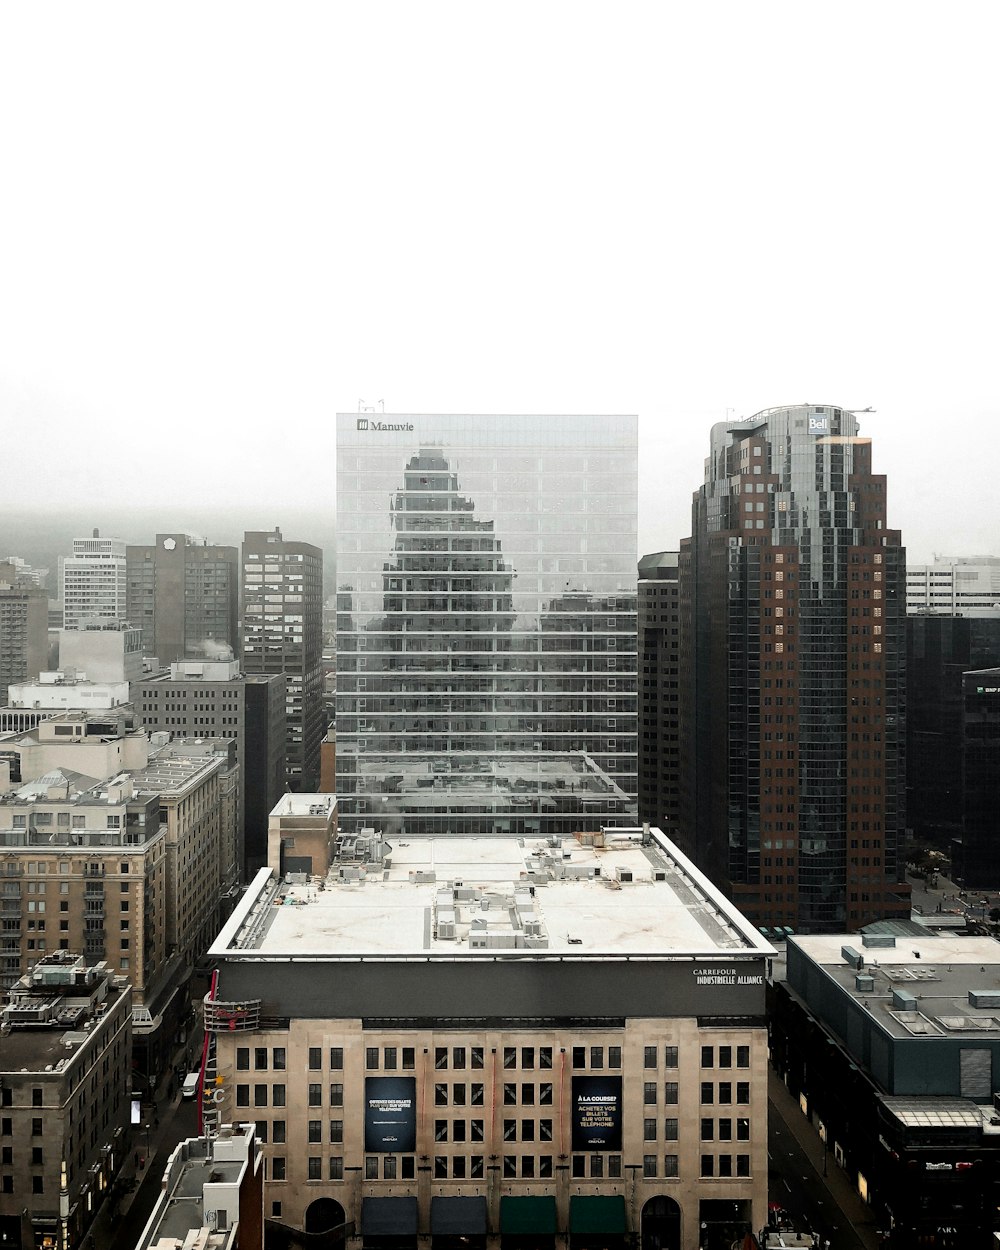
213, 829, 772, 960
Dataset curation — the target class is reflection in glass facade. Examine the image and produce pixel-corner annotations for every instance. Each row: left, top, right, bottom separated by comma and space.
336, 414, 638, 837
680, 404, 908, 933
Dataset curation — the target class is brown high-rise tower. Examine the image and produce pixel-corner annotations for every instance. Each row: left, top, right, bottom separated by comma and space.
679, 404, 909, 933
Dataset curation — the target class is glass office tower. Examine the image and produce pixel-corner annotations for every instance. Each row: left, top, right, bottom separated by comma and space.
336, 414, 638, 837
679, 404, 909, 933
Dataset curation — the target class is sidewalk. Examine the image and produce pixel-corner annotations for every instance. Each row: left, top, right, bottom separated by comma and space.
769, 1067, 881, 1250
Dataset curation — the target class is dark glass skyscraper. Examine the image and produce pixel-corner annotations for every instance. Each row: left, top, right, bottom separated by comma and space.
679, 404, 909, 933
336, 414, 637, 836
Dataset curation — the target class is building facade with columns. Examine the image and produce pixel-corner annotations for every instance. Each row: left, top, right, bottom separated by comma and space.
202, 827, 771, 1250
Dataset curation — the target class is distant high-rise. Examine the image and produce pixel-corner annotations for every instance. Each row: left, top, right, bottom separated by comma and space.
126, 533, 239, 664
0, 561, 49, 705
61, 532, 127, 629
638, 551, 680, 833
906, 555, 1000, 617
240, 528, 324, 790
680, 404, 908, 933
959, 669, 1000, 887
906, 615, 1000, 851
335, 413, 638, 837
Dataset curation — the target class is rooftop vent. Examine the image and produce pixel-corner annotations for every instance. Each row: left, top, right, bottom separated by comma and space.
841, 945, 864, 970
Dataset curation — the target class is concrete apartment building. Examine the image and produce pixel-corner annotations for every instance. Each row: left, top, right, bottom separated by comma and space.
0, 561, 49, 707
134, 1124, 264, 1250
126, 533, 240, 664
906, 555, 1000, 616
58, 623, 143, 683
132, 658, 286, 879
0, 716, 239, 1080
60, 534, 127, 631
241, 529, 324, 793
0, 952, 132, 1250
203, 827, 771, 1250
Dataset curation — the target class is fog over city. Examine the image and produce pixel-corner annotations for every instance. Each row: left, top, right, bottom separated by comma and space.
2, 3, 998, 565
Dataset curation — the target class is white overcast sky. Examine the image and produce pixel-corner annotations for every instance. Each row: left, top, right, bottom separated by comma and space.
1, 1, 997, 562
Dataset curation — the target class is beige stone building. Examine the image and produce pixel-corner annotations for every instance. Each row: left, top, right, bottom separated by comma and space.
266, 792, 336, 877
0, 952, 132, 1250
0, 716, 239, 1082
203, 828, 771, 1250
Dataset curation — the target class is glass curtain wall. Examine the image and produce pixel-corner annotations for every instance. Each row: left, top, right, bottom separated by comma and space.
336, 414, 638, 837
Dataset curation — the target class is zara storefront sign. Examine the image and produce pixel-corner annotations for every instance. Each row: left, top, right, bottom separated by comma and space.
356, 418, 415, 432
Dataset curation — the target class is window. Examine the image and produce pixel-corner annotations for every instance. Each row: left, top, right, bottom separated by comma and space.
503, 1047, 516, 1069
308, 1048, 321, 1070
236, 1086, 250, 1107
539, 1083, 553, 1105
719, 1083, 732, 1105
664, 1154, 679, 1178
435, 1084, 448, 1106
255, 1048, 268, 1070
32, 1176, 44, 1194
701, 1155, 714, 1178
367, 1158, 379, 1180
330, 1047, 344, 1069
272, 1157, 286, 1181
308, 1084, 321, 1107
719, 1154, 733, 1177
608, 1045, 621, 1068
520, 1047, 533, 1069
737, 1118, 750, 1140
366, 1047, 379, 1069
701, 1046, 714, 1068
437, 1157, 449, 1179
437, 1047, 449, 1069
308, 1120, 322, 1143
719, 1046, 732, 1068
643, 1155, 657, 1178
503, 1119, 516, 1142
737, 1046, 750, 1068
308, 1157, 322, 1180
644, 1045, 657, 1068
471, 1047, 484, 1069
539, 1048, 552, 1069
329, 1156, 344, 1180
453, 1084, 466, 1106
572, 1157, 586, 1178
437, 1120, 450, 1142
384, 1157, 396, 1179
737, 1154, 751, 1176
503, 1083, 516, 1105
273, 1121, 286, 1144
521, 1084, 534, 1105
701, 1118, 714, 1140
572, 1046, 585, 1068
590, 1046, 603, 1069
701, 1083, 714, 1104
403, 1047, 415, 1069
471, 1083, 485, 1105
644, 1082, 657, 1105
664, 1082, 678, 1104
719, 1119, 732, 1141
330, 1120, 343, 1144
644, 1118, 656, 1141
330, 1084, 343, 1107
254, 1085, 268, 1107
236, 1048, 249, 1071
665, 1046, 678, 1067
664, 1118, 678, 1141
273, 1048, 286, 1071
737, 1083, 750, 1105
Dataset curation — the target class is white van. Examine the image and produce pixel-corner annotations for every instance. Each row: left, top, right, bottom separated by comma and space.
181, 1072, 200, 1100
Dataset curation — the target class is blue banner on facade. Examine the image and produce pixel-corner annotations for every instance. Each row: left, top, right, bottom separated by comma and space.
365, 1076, 417, 1152
571, 1075, 623, 1151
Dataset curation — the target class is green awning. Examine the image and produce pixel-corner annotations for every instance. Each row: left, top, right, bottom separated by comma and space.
569, 1195, 627, 1235
500, 1196, 558, 1234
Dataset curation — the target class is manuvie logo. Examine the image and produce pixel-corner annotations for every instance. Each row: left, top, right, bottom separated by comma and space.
356, 419, 415, 433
